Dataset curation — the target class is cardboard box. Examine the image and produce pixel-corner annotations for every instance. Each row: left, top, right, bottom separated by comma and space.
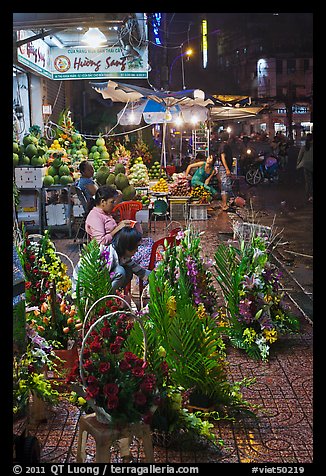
15, 167, 46, 188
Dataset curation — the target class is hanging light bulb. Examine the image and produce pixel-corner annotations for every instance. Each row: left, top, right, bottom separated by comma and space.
165, 110, 172, 121
174, 116, 183, 126
129, 111, 135, 124
81, 28, 107, 47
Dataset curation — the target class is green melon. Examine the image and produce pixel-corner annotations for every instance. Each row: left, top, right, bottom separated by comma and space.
90, 145, 98, 153
37, 146, 47, 156
21, 156, 30, 165
114, 163, 126, 175
25, 143, 38, 158
122, 185, 136, 201
13, 153, 19, 167
23, 135, 34, 147
47, 165, 59, 177
100, 151, 110, 161
31, 155, 44, 167
43, 175, 54, 186
59, 164, 70, 176
115, 173, 129, 191
53, 158, 62, 168
96, 136, 105, 147
13, 142, 19, 154
106, 173, 116, 185
53, 175, 61, 184
95, 166, 111, 185
59, 175, 72, 185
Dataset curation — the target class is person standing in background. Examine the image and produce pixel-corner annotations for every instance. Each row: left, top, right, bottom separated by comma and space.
217, 131, 233, 211
296, 132, 313, 202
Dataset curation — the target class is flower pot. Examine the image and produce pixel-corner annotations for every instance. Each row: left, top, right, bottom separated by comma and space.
187, 392, 216, 412
45, 346, 79, 389
29, 391, 48, 424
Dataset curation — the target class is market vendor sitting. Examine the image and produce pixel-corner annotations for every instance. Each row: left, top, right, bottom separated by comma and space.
103, 226, 151, 294
75, 160, 98, 209
184, 153, 220, 197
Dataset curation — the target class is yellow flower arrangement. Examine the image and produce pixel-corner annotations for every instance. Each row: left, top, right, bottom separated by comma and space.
263, 328, 278, 344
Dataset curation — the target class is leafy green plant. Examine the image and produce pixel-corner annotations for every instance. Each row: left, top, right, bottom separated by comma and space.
75, 239, 113, 323
126, 227, 257, 444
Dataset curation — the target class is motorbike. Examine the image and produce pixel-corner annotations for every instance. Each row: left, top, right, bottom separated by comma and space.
244, 151, 280, 185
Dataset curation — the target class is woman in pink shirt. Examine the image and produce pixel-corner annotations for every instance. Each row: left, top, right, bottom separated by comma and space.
85, 185, 131, 245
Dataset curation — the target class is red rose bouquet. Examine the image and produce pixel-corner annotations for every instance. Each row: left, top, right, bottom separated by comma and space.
68, 300, 160, 426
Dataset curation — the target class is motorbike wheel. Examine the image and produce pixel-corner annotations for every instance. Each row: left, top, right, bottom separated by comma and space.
245, 168, 263, 185
269, 171, 279, 183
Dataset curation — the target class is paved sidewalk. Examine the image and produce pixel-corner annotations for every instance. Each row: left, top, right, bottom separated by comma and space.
14, 198, 313, 465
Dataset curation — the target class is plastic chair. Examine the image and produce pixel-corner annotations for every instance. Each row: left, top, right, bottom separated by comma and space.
138, 235, 178, 302
149, 199, 171, 232
71, 185, 89, 246
112, 201, 142, 222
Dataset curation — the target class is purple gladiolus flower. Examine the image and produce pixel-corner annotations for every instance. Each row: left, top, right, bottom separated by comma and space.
238, 298, 253, 323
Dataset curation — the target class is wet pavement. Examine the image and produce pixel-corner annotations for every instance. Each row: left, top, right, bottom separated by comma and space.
14, 168, 314, 466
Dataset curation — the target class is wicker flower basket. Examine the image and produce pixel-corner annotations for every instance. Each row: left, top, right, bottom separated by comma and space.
79, 294, 148, 425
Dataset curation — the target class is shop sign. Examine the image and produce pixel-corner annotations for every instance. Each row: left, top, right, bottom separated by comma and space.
51, 46, 148, 79
17, 30, 52, 79
17, 30, 148, 80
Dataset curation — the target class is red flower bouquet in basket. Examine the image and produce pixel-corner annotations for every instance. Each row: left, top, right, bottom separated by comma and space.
72, 295, 160, 426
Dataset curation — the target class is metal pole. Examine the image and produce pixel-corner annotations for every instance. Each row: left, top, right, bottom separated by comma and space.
181, 46, 186, 90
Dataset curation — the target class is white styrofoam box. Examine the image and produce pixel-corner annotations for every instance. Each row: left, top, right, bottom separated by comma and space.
45, 204, 68, 226
17, 211, 40, 225
135, 187, 149, 196
15, 167, 46, 188
189, 204, 208, 220
136, 209, 149, 223
73, 204, 85, 217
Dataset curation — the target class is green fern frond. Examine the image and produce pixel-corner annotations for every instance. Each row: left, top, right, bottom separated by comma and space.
75, 240, 112, 321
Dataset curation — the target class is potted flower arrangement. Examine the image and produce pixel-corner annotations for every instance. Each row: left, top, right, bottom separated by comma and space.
125, 227, 257, 447
13, 323, 60, 422
73, 306, 160, 426
66, 239, 161, 427
16, 229, 81, 378
213, 235, 300, 361
17, 229, 80, 345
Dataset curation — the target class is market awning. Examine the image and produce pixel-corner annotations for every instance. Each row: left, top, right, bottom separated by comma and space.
209, 105, 265, 121
212, 95, 252, 106
90, 80, 215, 107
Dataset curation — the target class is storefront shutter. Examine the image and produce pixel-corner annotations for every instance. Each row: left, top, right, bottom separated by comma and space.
44, 78, 69, 124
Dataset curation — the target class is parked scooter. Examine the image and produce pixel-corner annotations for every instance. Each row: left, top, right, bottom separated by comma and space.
245, 151, 280, 185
